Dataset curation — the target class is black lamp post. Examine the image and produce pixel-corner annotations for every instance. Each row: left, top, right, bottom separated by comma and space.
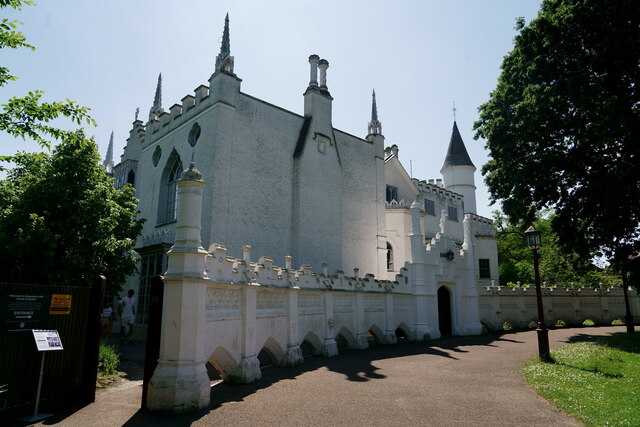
524, 225, 551, 362
621, 265, 635, 334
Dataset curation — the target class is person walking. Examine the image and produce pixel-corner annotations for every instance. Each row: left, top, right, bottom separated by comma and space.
101, 301, 114, 339
119, 289, 136, 344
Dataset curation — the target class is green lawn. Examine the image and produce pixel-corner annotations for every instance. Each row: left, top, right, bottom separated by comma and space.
522, 332, 640, 427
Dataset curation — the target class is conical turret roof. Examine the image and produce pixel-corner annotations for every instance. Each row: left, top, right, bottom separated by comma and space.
441, 121, 474, 170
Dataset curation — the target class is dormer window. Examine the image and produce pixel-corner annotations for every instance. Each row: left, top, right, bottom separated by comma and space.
386, 185, 398, 203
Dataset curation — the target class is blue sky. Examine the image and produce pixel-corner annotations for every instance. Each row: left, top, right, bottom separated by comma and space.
1, 0, 543, 218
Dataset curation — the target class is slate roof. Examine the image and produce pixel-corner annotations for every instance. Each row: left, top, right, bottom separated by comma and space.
441, 121, 474, 169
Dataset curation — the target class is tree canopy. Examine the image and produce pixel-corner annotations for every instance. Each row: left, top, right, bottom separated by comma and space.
0, 131, 143, 292
474, 0, 640, 262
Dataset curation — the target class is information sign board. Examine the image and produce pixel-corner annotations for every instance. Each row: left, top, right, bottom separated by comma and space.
2, 292, 50, 332
32, 329, 64, 351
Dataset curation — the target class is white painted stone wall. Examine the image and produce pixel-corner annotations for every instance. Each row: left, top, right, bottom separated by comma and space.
479, 284, 640, 331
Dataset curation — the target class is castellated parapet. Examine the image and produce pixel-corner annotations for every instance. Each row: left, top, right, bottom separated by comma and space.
414, 178, 464, 206
204, 243, 408, 293
143, 83, 213, 148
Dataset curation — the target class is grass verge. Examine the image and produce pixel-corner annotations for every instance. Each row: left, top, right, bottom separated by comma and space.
522, 332, 639, 426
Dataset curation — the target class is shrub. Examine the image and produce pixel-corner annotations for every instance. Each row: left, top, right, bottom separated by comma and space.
502, 320, 514, 330
555, 319, 567, 328
98, 343, 120, 377
582, 319, 596, 326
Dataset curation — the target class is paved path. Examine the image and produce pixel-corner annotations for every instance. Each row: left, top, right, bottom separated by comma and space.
25, 326, 634, 426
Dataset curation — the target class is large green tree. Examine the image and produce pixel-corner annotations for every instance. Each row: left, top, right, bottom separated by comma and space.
0, 131, 143, 292
474, 0, 640, 262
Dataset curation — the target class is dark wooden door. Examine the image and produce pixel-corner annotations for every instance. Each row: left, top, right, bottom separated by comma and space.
438, 286, 452, 336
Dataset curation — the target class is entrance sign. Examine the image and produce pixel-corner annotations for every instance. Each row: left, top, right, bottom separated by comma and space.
2, 292, 50, 332
49, 294, 72, 315
32, 329, 64, 351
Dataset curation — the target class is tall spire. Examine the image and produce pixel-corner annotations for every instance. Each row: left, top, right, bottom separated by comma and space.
371, 89, 378, 122
368, 89, 382, 135
441, 121, 475, 170
103, 131, 114, 174
149, 73, 163, 121
215, 13, 234, 73
220, 13, 230, 59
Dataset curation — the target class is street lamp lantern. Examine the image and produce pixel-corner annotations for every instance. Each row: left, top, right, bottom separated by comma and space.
524, 225, 541, 249
525, 224, 551, 362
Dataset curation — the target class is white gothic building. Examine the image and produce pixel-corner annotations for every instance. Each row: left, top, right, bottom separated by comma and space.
108, 15, 498, 330
104, 18, 640, 412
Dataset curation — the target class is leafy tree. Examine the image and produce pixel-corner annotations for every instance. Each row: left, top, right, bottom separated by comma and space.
474, 0, 640, 263
0, 131, 143, 293
0, 0, 95, 165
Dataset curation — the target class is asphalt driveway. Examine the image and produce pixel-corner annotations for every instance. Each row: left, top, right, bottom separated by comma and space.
25, 325, 635, 426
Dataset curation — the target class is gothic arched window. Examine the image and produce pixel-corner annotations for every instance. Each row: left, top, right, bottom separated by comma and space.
386, 242, 394, 271
127, 169, 135, 186
158, 154, 183, 224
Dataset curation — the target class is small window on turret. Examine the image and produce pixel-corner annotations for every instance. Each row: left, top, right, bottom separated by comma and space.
386, 243, 394, 271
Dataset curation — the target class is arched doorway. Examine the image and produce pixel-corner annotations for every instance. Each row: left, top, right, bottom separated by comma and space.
437, 286, 452, 336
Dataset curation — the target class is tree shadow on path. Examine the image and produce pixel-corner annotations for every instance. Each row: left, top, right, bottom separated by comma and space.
562, 330, 639, 354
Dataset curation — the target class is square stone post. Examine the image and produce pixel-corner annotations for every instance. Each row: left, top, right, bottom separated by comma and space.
383, 293, 397, 344
147, 163, 211, 413
238, 285, 261, 382
322, 292, 338, 357
283, 289, 304, 366
353, 292, 369, 349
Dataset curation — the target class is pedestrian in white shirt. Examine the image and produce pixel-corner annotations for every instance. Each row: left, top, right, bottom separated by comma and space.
119, 289, 136, 344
